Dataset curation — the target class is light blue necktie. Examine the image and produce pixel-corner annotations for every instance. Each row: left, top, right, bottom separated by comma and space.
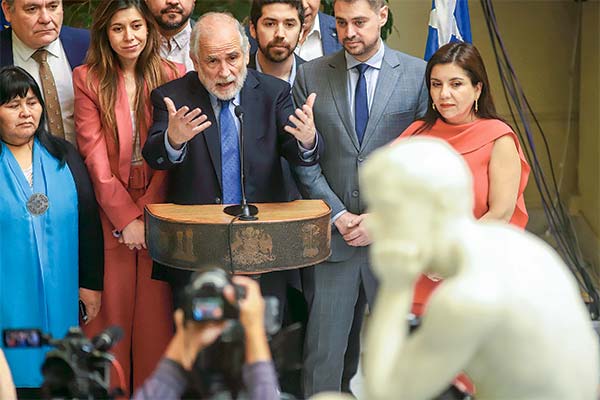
354, 63, 369, 144
219, 100, 241, 204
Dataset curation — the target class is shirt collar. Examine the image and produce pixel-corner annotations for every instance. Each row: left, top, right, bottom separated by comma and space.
254, 53, 297, 87
12, 31, 62, 62
208, 90, 242, 111
254, 54, 263, 73
170, 21, 192, 50
305, 12, 322, 41
345, 39, 385, 71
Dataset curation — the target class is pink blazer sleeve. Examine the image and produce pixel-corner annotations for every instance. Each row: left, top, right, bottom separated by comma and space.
73, 66, 143, 232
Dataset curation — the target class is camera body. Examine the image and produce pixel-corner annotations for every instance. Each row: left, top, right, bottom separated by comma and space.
182, 268, 247, 323
182, 267, 281, 336
41, 327, 112, 399
3, 326, 122, 399
180, 268, 284, 398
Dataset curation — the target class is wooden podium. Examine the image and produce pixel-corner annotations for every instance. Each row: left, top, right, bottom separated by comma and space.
145, 200, 331, 274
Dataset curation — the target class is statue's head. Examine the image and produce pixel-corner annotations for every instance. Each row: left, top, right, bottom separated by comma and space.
361, 137, 474, 283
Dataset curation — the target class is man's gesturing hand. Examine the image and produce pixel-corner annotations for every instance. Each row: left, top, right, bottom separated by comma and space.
164, 97, 212, 150
285, 92, 317, 149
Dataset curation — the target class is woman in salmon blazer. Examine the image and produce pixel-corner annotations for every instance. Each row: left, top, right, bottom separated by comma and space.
73, 0, 184, 392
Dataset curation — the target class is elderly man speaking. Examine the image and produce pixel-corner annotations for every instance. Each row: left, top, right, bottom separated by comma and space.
143, 12, 321, 309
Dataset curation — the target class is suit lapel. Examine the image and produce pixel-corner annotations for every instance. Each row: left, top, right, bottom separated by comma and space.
361, 47, 401, 148
319, 12, 340, 55
327, 52, 359, 151
193, 77, 222, 190
115, 72, 133, 183
239, 71, 261, 196
59, 27, 82, 70
247, 53, 257, 70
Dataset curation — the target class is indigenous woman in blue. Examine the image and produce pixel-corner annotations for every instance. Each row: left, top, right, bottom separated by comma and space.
0, 66, 103, 392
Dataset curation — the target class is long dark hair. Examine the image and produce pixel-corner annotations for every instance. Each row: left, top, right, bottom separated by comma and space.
86, 0, 178, 142
415, 42, 503, 134
0, 66, 68, 164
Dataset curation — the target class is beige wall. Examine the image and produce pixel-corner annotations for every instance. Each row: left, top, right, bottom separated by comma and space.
576, 2, 599, 236
385, 0, 599, 246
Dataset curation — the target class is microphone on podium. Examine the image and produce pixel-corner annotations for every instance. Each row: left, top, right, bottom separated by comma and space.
223, 104, 258, 220
234, 104, 244, 120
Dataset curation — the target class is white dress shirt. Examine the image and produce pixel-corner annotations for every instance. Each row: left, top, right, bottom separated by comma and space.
12, 32, 75, 140
295, 13, 324, 61
159, 21, 194, 72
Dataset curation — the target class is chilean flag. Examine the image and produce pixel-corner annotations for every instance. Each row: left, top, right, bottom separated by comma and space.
425, 0, 472, 60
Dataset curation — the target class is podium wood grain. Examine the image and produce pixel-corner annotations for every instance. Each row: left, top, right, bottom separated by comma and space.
145, 200, 331, 274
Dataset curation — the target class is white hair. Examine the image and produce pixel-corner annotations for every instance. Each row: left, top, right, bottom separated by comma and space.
189, 12, 250, 63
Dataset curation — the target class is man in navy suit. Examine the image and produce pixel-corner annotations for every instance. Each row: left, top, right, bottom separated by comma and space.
0, 0, 89, 146
247, 0, 306, 202
246, 3, 309, 395
142, 12, 321, 306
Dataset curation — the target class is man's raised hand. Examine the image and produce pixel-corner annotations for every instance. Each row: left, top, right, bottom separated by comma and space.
164, 97, 212, 150
285, 92, 317, 149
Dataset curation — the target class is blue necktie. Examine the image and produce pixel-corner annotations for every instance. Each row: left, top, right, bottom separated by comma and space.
354, 63, 369, 145
219, 100, 241, 204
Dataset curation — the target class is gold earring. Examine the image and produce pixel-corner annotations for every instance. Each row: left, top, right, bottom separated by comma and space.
432, 102, 436, 111
475, 98, 479, 113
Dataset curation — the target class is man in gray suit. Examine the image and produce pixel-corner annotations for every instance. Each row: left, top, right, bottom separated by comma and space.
292, 0, 428, 396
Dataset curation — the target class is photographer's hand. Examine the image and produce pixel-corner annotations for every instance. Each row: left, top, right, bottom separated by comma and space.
229, 276, 271, 364
165, 309, 226, 370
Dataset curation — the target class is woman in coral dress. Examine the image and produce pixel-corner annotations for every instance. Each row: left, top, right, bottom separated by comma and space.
394, 41, 530, 396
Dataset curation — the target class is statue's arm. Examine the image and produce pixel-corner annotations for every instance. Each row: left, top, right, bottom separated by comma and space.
0, 349, 16, 400
365, 283, 498, 400
364, 284, 413, 399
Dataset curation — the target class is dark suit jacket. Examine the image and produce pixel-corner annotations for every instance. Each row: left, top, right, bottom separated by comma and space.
143, 69, 321, 205
143, 70, 322, 284
247, 52, 306, 202
63, 139, 104, 291
317, 11, 342, 55
0, 26, 89, 68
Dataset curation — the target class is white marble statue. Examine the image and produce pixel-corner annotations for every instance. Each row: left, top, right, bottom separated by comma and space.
354, 137, 599, 400
0, 349, 16, 400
